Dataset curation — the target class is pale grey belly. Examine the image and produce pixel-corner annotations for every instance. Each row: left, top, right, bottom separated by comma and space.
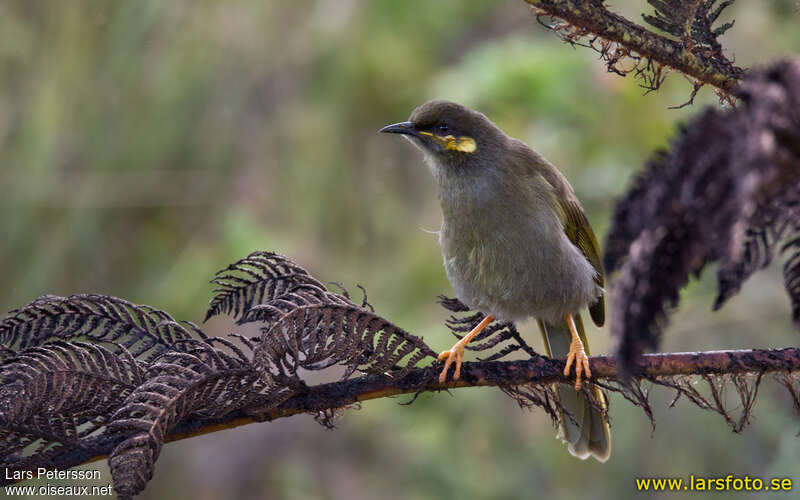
441, 223, 599, 323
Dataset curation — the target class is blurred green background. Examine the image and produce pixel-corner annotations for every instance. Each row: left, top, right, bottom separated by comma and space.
1, 1, 799, 499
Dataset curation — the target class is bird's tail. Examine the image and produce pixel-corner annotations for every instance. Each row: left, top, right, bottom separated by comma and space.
538, 314, 611, 462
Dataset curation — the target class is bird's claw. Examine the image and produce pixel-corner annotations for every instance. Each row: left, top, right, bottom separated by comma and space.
563, 341, 591, 391
438, 343, 466, 384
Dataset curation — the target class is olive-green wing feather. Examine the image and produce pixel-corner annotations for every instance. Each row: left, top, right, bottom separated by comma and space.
509, 139, 605, 326
559, 198, 605, 326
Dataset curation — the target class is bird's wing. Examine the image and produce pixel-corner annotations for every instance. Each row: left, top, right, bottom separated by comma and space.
557, 196, 605, 326
507, 138, 606, 326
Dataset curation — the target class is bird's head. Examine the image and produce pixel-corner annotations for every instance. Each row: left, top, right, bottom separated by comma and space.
380, 100, 506, 172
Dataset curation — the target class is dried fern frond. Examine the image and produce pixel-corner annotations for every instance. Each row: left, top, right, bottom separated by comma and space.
0, 250, 439, 496
715, 184, 800, 310
108, 339, 262, 499
241, 284, 349, 325
606, 59, 800, 374
642, 0, 700, 39
437, 295, 539, 361
526, 0, 742, 102
218, 259, 438, 405
643, 0, 736, 57
205, 251, 325, 322
251, 288, 437, 409
783, 218, 800, 327
0, 294, 203, 363
612, 219, 703, 372
436, 295, 586, 427
0, 341, 144, 472
603, 150, 671, 274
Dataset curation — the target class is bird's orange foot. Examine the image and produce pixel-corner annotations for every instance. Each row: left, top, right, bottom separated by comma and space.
437, 314, 495, 384
563, 337, 591, 391
438, 341, 467, 384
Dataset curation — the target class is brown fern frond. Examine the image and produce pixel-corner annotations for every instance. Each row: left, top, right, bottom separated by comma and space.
0, 294, 203, 363
526, 0, 742, 102
603, 150, 672, 274
0, 341, 143, 473
646, 372, 763, 433
205, 251, 325, 322
438, 295, 539, 360
715, 185, 800, 309
612, 215, 705, 374
241, 284, 350, 325
606, 59, 800, 374
251, 292, 437, 410
643, 0, 737, 64
108, 339, 262, 499
436, 295, 568, 419
783, 225, 800, 327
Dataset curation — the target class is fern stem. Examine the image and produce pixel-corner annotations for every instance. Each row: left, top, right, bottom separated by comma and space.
524, 0, 742, 94
20, 346, 800, 483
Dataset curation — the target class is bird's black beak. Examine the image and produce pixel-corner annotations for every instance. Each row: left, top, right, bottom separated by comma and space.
379, 121, 417, 136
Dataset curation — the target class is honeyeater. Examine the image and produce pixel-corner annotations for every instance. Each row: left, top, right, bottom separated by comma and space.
380, 100, 610, 461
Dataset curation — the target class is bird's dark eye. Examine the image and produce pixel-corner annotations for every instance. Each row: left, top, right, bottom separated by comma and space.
437, 122, 449, 134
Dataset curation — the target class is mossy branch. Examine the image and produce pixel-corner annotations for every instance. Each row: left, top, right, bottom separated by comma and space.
524, 0, 743, 100
13, 346, 800, 483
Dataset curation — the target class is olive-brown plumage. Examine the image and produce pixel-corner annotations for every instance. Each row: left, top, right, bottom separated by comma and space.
381, 100, 610, 461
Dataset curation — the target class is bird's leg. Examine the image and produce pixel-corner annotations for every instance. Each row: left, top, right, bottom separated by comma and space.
563, 313, 591, 390
438, 314, 495, 384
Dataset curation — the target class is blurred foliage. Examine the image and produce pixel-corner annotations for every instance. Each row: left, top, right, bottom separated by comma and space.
1, 1, 799, 499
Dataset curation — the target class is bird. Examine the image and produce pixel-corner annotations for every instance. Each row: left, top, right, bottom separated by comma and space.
380, 100, 610, 461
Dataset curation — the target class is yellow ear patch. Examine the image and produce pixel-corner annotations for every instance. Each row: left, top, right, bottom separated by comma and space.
448, 136, 477, 153
418, 132, 477, 153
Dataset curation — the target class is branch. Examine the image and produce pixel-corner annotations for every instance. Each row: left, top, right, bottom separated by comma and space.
21, 346, 800, 482
524, 0, 743, 98
604, 59, 800, 373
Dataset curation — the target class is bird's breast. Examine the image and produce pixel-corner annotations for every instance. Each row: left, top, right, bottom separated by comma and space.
438, 192, 598, 323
